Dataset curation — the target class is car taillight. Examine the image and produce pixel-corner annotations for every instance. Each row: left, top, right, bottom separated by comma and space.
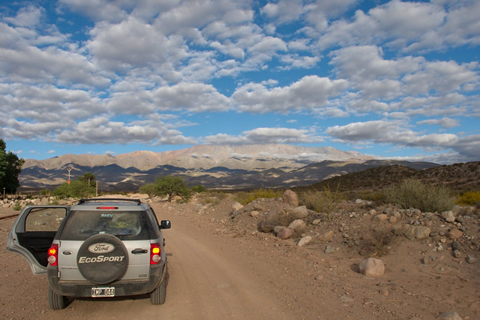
150, 243, 161, 265
48, 244, 58, 266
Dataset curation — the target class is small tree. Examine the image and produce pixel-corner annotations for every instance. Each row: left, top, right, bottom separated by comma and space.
139, 183, 157, 199
53, 173, 96, 199
154, 176, 191, 202
0, 139, 24, 194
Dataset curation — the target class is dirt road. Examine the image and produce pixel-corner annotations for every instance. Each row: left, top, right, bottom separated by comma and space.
2, 197, 479, 320
0, 203, 293, 320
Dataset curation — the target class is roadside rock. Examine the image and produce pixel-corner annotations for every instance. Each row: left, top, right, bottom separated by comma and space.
441, 211, 456, 223
448, 229, 463, 240
258, 208, 296, 232
276, 227, 295, 240
282, 190, 299, 207
359, 258, 385, 277
288, 219, 306, 233
436, 311, 462, 320
466, 254, 477, 264
232, 202, 244, 211
297, 236, 312, 247
288, 206, 309, 219
402, 224, 431, 241
324, 245, 338, 254
374, 214, 388, 222
318, 230, 335, 242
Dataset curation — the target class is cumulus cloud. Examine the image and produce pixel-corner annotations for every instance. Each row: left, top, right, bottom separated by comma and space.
417, 117, 460, 129
204, 127, 323, 145
233, 75, 348, 113
53, 116, 197, 145
326, 120, 459, 149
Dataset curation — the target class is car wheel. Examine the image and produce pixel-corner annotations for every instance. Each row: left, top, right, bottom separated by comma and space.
77, 233, 129, 284
48, 286, 67, 310
150, 278, 166, 305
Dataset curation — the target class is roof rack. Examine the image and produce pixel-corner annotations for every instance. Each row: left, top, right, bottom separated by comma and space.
77, 198, 142, 205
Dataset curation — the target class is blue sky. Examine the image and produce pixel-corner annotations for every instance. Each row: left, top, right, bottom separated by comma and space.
1, 0, 479, 164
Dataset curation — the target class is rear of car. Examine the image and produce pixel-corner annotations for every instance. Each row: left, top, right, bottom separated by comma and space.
7, 198, 170, 310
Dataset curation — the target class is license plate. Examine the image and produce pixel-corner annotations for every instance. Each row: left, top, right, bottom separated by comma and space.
91, 287, 115, 297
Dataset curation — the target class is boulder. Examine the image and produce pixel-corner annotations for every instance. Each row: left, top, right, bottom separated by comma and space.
258, 208, 293, 232
436, 311, 462, 320
374, 214, 388, 222
289, 206, 309, 219
359, 258, 385, 277
288, 219, 306, 233
276, 227, 295, 240
232, 202, 244, 211
297, 236, 312, 247
447, 229, 463, 240
250, 211, 260, 217
282, 190, 299, 207
441, 211, 456, 223
402, 224, 431, 241
318, 230, 334, 242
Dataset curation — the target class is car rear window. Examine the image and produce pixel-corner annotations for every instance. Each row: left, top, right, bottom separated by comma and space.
60, 210, 151, 240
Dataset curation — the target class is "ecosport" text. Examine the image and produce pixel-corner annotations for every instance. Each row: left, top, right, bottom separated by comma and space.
78, 256, 125, 263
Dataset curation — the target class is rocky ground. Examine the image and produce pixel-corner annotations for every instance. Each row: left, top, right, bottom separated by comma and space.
1, 192, 479, 319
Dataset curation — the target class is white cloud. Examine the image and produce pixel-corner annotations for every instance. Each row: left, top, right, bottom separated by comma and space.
326, 120, 459, 149
53, 116, 197, 145
233, 75, 348, 113
204, 127, 323, 145
4, 5, 44, 28
417, 117, 460, 129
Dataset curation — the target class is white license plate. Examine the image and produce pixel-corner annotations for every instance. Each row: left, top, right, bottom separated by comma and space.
91, 287, 115, 297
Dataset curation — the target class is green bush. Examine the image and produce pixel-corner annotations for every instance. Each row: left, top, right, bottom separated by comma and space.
456, 191, 480, 206
384, 179, 455, 212
192, 185, 207, 193
234, 188, 283, 206
13, 202, 22, 211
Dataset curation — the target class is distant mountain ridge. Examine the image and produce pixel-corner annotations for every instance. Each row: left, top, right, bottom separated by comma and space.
19, 144, 440, 192
23, 144, 373, 171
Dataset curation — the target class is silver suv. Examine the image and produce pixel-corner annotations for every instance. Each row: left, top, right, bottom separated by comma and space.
7, 198, 171, 310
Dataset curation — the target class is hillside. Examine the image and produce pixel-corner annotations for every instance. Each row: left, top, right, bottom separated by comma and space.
299, 161, 480, 194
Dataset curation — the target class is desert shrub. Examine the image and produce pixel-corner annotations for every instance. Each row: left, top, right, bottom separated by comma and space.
192, 185, 207, 193
359, 224, 395, 257
234, 188, 283, 206
13, 202, 22, 211
456, 191, 480, 206
384, 179, 455, 212
197, 191, 228, 206
299, 185, 343, 218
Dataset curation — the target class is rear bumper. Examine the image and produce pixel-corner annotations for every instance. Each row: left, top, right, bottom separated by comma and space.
47, 261, 166, 297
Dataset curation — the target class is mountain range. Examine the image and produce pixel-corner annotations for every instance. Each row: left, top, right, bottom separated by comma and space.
19, 144, 439, 192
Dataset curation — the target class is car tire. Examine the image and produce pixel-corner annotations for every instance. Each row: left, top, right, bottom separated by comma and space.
48, 286, 67, 310
150, 278, 166, 305
77, 233, 129, 284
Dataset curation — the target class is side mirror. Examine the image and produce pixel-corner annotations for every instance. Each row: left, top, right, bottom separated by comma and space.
160, 220, 171, 229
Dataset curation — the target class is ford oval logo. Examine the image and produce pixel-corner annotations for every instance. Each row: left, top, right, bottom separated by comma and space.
88, 243, 115, 254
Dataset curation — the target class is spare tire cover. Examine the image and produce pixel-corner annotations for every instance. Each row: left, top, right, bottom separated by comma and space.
77, 234, 129, 284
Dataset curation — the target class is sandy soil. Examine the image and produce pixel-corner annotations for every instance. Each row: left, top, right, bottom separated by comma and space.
1, 195, 479, 320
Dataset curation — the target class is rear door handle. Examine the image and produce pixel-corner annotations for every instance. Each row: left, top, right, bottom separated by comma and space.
131, 248, 148, 254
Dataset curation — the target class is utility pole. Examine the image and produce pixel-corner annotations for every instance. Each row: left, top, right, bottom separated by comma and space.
67, 167, 72, 184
